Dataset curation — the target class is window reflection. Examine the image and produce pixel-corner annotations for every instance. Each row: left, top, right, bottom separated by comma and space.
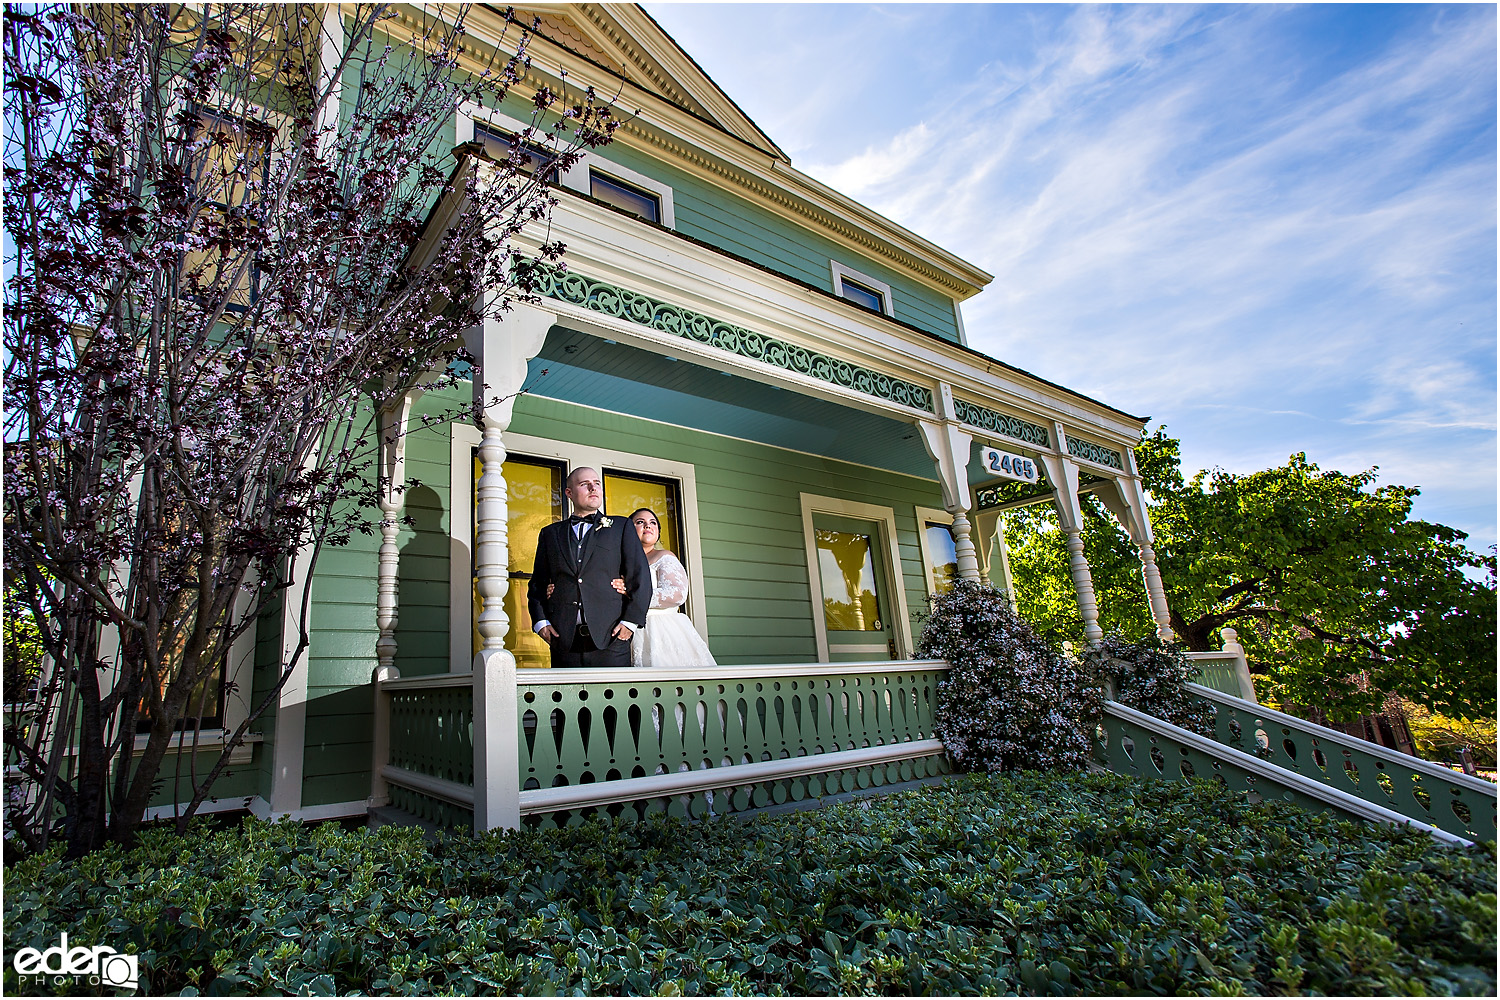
924, 522, 958, 596
816, 529, 882, 631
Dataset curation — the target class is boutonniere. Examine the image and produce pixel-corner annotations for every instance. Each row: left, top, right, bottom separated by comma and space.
599, 516, 613, 528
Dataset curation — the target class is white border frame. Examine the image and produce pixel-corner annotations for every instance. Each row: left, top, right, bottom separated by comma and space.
830, 260, 895, 317
450, 425, 707, 673
799, 494, 913, 663
458, 104, 676, 228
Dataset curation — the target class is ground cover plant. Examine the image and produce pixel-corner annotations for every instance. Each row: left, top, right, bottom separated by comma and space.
5, 772, 1494, 996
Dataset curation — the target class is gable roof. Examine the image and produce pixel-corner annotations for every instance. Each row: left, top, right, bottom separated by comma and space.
506, 3, 787, 161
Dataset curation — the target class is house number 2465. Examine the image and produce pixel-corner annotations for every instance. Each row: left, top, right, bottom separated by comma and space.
981, 446, 1038, 484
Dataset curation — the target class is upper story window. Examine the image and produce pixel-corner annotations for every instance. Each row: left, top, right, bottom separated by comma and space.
589, 170, 661, 224
189, 108, 273, 211
472, 121, 558, 182
839, 278, 884, 313
831, 260, 895, 318
457, 104, 676, 230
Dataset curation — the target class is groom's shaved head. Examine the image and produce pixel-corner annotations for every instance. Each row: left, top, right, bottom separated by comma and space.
565, 466, 598, 490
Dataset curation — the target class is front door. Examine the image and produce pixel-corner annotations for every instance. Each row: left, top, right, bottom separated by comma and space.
812, 513, 895, 662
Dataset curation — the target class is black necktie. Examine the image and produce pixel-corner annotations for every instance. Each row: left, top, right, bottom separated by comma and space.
570, 513, 601, 526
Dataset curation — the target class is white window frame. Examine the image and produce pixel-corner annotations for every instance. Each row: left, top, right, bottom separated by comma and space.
830, 260, 895, 317
457, 104, 676, 228
799, 494, 913, 663
450, 425, 705, 672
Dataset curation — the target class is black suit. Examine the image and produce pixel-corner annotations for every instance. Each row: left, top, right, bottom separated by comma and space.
527, 514, 652, 667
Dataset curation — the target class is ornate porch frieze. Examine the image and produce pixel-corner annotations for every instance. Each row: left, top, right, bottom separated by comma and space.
1065, 435, 1125, 470
950, 397, 1051, 449
539, 271, 935, 413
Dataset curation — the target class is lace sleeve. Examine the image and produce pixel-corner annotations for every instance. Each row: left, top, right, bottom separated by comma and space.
650, 552, 690, 610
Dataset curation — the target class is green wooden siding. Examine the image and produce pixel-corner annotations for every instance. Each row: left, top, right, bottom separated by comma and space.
143, 749, 258, 810
250, 591, 282, 802
486, 94, 964, 343
297, 393, 459, 808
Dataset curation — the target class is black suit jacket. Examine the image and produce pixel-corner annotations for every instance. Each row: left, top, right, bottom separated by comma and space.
527, 516, 652, 650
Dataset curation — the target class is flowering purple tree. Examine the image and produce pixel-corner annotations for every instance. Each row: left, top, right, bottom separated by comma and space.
3, 3, 615, 855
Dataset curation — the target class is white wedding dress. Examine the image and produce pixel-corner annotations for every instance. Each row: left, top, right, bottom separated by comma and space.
632, 550, 716, 668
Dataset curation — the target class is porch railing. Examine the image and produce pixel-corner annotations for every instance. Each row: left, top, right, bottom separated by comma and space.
375, 660, 951, 832
1182, 628, 1257, 701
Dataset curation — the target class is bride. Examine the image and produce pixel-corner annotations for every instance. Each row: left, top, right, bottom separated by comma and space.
626, 507, 716, 668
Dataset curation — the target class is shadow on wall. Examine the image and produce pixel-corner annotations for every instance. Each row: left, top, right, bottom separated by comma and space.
397, 484, 452, 678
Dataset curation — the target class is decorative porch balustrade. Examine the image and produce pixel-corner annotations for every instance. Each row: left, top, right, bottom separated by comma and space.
374, 660, 951, 833
381, 673, 476, 829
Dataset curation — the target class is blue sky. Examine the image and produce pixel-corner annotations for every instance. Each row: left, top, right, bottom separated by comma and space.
643, 3, 1498, 554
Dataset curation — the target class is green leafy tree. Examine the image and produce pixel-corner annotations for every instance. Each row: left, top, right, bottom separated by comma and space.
1004, 427, 1496, 722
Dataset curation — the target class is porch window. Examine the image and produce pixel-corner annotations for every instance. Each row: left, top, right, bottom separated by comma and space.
923, 521, 959, 596
816, 528, 884, 632
589, 170, 661, 223
603, 470, 682, 555
472, 452, 565, 667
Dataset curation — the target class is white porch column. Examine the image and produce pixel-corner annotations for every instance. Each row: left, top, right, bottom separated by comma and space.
465, 302, 552, 832
1095, 474, 1175, 642
1038, 451, 1103, 645
975, 509, 1020, 611
375, 393, 415, 676
917, 384, 980, 581
368, 393, 414, 809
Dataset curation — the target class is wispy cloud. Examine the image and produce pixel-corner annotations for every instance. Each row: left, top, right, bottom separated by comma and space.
644, 4, 1495, 548
800, 5, 1496, 543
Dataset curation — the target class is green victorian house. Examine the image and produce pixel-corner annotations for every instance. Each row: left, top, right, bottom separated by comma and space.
142, 3, 1490, 845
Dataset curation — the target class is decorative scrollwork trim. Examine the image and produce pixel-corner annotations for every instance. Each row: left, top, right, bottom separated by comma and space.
1066, 435, 1125, 470
951, 398, 1051, 448
539, 271, 935, 413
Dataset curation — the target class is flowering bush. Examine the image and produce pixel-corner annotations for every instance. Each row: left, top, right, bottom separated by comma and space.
1084, 634, 1216, 736
917, 580, 1104, 772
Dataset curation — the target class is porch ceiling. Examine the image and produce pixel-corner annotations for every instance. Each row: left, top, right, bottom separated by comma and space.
528, 326, 941, 480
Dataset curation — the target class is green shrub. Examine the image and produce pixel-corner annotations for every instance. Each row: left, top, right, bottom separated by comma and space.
917, 579, 1104, 771
1084, 633, 1216, 735
5, 773, 1493, 996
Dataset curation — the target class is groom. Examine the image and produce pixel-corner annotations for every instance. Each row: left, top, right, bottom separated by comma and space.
528, 467, 652, 667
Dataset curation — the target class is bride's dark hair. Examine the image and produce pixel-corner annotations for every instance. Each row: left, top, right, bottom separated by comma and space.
628, 507, 658, 523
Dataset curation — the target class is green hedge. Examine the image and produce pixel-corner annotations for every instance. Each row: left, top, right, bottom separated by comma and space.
5, 772, 1495, 996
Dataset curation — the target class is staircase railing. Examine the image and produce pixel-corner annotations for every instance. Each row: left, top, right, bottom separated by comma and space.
1183, 682, 1495, 844
1096, 700, 1480, 846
